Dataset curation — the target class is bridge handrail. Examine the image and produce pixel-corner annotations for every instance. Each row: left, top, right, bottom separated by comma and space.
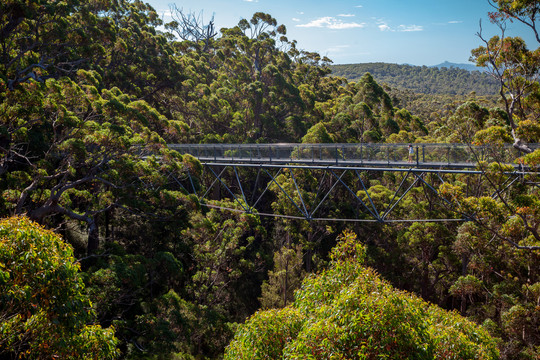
168, 143, 539, 168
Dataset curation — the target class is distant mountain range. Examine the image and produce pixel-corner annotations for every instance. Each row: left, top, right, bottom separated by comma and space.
429, 61, 484, 72
329, 62, 498, 96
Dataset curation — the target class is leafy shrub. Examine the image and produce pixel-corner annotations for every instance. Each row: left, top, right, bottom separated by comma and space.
0, 216, 119, 359
225, 230, 500, 360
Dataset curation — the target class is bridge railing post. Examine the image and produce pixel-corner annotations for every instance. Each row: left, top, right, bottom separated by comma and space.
175, 142, 530, 170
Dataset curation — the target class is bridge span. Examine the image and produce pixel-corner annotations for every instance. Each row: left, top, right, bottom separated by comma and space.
169, 143, 535, 170
169, 143, 537, 223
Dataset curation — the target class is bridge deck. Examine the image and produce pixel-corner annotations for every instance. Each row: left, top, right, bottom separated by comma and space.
170, 143, 537, 170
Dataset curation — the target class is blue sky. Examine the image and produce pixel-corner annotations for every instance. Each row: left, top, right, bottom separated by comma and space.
145, 0, 535, 66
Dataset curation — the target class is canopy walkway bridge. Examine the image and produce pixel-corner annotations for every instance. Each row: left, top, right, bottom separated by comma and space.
169, 143, 538, 224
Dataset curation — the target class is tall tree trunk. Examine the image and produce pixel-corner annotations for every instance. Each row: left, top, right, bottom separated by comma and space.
87, 216, 99, 255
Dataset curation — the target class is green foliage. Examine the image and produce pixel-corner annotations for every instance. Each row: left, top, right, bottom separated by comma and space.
301, 123, 334, 143
354, 73, 393, 116
331, 63, 499, 95
0, 216, 118, 359
225, 307, 305, 359
0, 0, 112, 89
516, 119, 540, 142
450, 275, 484, 298
474, 125, 513, 145
521, 148, 540, 167
470, 6, 540, 152
259, 244, 306, 309
85, 244, 197, 358
167, 12, 334, 143
2, 1, 539, 359
0, 74, 195, 254
449, 101, 491, 141
179, 199, 267, 356
439, 154, 540, 357
225, 231, 500, 360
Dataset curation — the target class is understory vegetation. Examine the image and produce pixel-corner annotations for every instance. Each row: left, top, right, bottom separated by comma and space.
1, 0, 540, 359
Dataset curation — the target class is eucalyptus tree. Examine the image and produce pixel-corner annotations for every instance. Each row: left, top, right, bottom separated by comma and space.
225, 231, 500, 360
0, 217, 119, 359
0, 73, 196, 254
471, 0, 540, 153
0, 0, 112, 89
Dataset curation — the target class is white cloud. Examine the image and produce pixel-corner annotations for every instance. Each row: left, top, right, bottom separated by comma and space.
243, 0, 259, 2
377, 21, 423, 32
448, 20, 463, 24
397, 24, 423, 32
338, 14, 356, 17
292, 18, 301, 22
376, 19, 391, 31
330, 22, 365, 29
327, 45, 351, 53
355, 5, 363, 7
297, 17, 333, 28
297, 17, 365, 29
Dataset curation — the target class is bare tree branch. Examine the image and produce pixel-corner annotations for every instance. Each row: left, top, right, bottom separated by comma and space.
167, 5, 217, 52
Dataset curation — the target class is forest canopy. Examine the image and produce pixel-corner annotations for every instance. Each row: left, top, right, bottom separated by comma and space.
225, 231, 500, 360
0, 0, 539, 359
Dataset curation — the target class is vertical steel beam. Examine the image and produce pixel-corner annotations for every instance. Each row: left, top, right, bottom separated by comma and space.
263, 168, 308, 219
289, 168, 310, 219
205, 165, 249, 212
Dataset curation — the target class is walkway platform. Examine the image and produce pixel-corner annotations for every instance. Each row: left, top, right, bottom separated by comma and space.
170, 143, 536, 171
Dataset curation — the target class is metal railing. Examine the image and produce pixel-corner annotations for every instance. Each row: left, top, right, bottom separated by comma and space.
168, 143, 539, 169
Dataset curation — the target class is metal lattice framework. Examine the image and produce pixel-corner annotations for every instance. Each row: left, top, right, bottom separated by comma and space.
170, 143, 537, 223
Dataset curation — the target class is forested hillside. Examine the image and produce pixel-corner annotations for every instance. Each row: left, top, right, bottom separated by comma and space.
331, 62, 500, 95
1, 0, 540, 359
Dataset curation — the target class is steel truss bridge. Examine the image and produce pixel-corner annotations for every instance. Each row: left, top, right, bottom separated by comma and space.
169, 143, 538, 224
